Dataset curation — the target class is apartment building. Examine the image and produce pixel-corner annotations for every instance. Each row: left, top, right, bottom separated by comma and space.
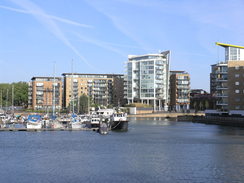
228, 61, 244, 110
28, 77, 62, 110
62, 73, 124, 108
169, 71, 190, 112
211, 42, 244, 111
210, 62, 228, 110
124, 51, 170, 111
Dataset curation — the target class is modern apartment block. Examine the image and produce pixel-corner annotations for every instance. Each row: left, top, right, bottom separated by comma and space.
124, 51, 170, 111
169, 71, 190, 112
62, 73, 124, 108
210, 62, 228, 110
28, 77, 62, 110
211, 42, 244, 111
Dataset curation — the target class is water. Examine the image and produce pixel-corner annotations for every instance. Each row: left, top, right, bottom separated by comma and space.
1, 118, 244, 183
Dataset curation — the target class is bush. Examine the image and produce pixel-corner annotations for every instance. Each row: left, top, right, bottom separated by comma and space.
125, 103, 152, 108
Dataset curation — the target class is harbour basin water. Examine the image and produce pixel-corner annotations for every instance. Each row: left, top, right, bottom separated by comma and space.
1, 117, 244, 183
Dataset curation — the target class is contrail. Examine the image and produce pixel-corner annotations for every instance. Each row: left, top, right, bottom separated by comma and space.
7, 0, 96, 70
74, 32, 127, 57
0, 4, 93, 28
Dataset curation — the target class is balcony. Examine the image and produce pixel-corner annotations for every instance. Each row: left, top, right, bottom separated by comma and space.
215, 94, 228, 97
216, 102, 228, 106
216, 87, 228, 90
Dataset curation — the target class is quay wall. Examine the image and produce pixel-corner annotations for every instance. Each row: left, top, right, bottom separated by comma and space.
178, 115, 244, 128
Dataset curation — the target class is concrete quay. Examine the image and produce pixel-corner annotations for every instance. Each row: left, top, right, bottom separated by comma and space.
128, 112, 204, 118
177, 115, 244, 128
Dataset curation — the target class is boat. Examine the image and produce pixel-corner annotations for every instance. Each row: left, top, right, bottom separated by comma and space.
90, 115, 100, 128
96, 109, 115, 117
110, 112, 128, 131
70, 114, 83, 129
26, 115, 42, 129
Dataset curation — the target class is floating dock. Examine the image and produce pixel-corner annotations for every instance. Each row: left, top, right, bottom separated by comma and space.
0, 128, 98, 132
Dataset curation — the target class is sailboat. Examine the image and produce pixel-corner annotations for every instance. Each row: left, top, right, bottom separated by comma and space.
26, 115, 42, 129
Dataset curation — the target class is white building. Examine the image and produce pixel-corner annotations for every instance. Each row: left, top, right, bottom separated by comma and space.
125, 51, 170, 111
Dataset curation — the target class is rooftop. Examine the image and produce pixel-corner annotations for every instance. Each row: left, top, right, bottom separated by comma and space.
31, 77, 62, 80
216, 42, 244, 49
62, 73, 123, 76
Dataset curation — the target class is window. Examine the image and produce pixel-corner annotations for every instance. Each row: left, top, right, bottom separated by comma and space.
235, 74, 240, 78
235, 66, 239, 70
235, 98, 241, 102
235, 82, 240, 85
36, 83, 44, 86
235, 90, 240, 94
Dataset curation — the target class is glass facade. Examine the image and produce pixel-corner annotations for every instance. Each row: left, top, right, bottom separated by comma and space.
125, 51, 170, 110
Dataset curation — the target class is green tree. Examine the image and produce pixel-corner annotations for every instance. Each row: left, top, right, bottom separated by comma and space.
0, 82, 28, 108
79, 94, 89, 114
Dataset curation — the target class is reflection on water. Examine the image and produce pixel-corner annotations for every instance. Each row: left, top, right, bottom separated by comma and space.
0, 118, 244, 183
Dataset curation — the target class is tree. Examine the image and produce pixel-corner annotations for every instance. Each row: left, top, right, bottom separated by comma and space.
0, 82, 28, 108
79, 94, 89, 114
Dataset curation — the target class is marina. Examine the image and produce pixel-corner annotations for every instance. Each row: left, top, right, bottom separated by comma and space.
0, 108, 129, 133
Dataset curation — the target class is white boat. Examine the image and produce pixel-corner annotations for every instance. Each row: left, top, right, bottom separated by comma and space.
111, 112, 127, 122
110, 113, 128, 131
71, 115, 82, 129
0, 114, 10, 128
96, 109, 115, 117
90, 115, 100, 128
26, 115, 42, 129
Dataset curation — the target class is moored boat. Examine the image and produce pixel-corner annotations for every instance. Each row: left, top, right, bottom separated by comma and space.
110, 113, 128, 131
26, 115, 42, 129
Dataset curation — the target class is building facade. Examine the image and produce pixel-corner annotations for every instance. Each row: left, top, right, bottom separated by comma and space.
28, 77, 62, 110
62, 73, 124, 108
125, 51, 170, 111
190, 89, 216, 111
228, 61, 244, 110
210, 62, 228, 110
211, 42, 244, 111
169, 71, 190, 112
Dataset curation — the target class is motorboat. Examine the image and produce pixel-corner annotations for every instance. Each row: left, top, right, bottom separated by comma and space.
110, 113, 128, 131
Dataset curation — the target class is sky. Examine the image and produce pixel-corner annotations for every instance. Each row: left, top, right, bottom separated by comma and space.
0, 0, 244, 91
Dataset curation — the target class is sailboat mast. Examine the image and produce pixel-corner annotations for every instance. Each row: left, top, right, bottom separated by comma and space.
6, 89, 9, 112
71, 59, 74, 114
12, 85, 14, 114
0, 90, 2, 109
52, 62, 56, 116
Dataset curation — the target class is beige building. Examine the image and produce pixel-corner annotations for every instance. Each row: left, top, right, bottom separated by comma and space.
169, 71, 190, 112
62, 73, 124, 108
28, 77, 62, 110
214, 42, 244, 112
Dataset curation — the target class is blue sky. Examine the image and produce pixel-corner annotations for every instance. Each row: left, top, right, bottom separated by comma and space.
0, 0, 244, 91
